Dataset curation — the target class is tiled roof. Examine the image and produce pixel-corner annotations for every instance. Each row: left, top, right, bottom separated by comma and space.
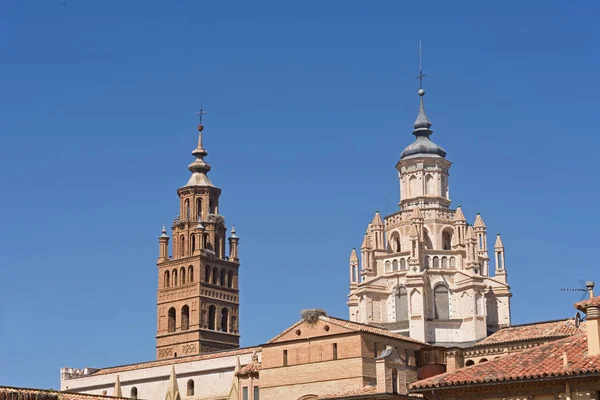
474, 319, 581, 347
0, 386, 126, 400
267, 316, 425, 346
236, 351, 260, 376
411, 333, 600, 390
86, 347, 261, 376
575, 296, 600, 312
319, 386, 378, 399
237, 361, 260, 376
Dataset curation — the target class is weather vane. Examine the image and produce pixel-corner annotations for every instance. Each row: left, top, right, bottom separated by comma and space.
417, 40, 426, 89
197, 105, 207, 124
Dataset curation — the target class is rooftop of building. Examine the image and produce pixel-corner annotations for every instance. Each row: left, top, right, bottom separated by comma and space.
472, 318, 582, 347
66, 346, 261, 378
410, 332, 600, 391
0, 386, 128, 400
267, 313, 427, 346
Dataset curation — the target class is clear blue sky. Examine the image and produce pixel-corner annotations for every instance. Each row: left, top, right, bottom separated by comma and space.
1, 0, 599, 389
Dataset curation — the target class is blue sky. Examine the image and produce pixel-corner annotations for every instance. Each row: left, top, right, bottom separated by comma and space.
1, 0, 599, 389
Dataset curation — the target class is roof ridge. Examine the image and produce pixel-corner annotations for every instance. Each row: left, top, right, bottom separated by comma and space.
92, 346, 262, 375
504, 318, 573, 328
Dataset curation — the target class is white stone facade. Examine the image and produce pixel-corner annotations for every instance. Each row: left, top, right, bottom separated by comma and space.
347, 89, 511, 346
60, 348, 259, 400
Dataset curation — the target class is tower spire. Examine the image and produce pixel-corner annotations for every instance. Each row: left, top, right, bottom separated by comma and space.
414, 41, 432, 134
400, 41, 446, 160
186, 107, 214, 187
417, 40, 426, 89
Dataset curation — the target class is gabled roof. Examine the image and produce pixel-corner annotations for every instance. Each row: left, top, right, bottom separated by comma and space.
0, 386, 128, 400
267, 315, 426, 346
474, 319, 582, 347
411, 333, 600, 390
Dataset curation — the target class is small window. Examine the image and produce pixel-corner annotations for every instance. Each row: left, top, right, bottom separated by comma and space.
208, 305, 216, 330
187, 380, 194, 396
465, 359, 475, 366
333, 343, 338, 360
168, 307, 176, 333
131, 387, 138, 400
181, 305, 190, 330
253, 386, 259, 400
205, 266, 211, 282
221, 308, 229, 332
283, 350, 288, 366
242, 387, 248, 400
188, 265, 194, 283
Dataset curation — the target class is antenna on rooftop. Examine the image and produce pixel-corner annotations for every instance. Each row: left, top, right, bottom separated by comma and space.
561, 280, 595, 328
561, 279, 595, 301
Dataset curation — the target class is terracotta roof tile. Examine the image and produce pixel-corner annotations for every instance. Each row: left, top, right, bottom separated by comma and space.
0, 386, 127, 400
575, 296, 600, 312
411, 332, 600, 390
474, 319, 581, 347
236, 351, 260, 376
84, 347, 261, 376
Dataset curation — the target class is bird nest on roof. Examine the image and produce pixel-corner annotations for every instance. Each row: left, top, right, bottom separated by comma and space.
301, 308, 327, 325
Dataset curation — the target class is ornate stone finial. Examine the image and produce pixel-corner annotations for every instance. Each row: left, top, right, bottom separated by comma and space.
251, 350, 259, 363
113, 375, 122, 398
474, 213, 486, 229
165, 366, 181, 400
349, 248, 358, 262
301, 308, 327, 325
371, 210, 384, 226
230, 225, 238, 239
160, 224, 168, 238
494, 233, 504, 249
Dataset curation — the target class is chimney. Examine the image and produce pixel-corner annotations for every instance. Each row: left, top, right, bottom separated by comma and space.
575, 281, 600, 356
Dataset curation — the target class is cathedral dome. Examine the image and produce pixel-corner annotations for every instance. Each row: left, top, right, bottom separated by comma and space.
400, 136, 446, 159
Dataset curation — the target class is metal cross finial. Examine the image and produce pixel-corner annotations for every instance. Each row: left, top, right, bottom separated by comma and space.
417, 40, 426, 89
197, 105, 207, 124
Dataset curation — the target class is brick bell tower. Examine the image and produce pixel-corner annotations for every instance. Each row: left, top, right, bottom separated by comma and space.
156, 113, 241, 359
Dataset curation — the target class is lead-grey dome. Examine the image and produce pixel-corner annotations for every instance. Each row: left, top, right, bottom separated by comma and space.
400, 89, 446, 160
